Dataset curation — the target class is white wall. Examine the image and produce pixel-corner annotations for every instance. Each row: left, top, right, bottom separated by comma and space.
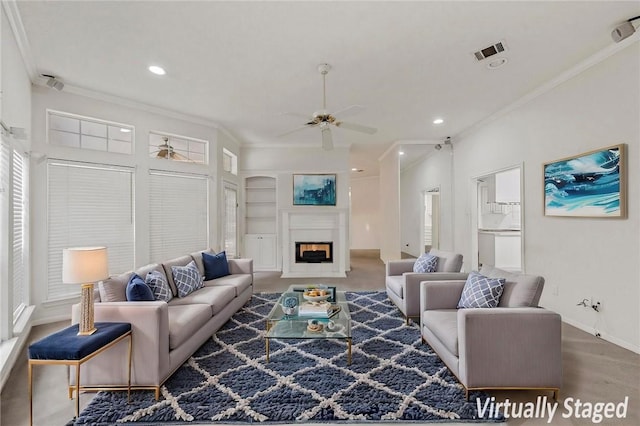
450, 43, 639, 352
400, 149, 455, 259
350, 176, 380, 249
30, 87, 227, 323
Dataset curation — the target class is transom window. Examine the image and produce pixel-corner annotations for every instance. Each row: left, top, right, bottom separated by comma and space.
222, 148, 238, 175
47, 110, 133, 154
149, 132, 208, 165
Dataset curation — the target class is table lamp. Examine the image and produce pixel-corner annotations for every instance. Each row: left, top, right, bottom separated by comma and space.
62, 247, 108, 335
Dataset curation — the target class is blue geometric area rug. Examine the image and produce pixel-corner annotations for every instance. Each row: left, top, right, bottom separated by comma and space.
74, 292, 500, 424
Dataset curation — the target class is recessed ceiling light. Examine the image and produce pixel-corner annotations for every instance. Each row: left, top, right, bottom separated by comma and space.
148, 65, 166, 75
487, 58, 508, 69
351, 168, 364, 172
399, 151, 405, 156
433, 118, 444, 125
120, 128, 132, 133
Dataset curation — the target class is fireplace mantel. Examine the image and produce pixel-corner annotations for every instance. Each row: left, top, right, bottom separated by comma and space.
281, 209, 347, 278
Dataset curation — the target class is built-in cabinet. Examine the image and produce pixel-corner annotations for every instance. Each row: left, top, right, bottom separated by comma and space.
478, 231, 522, 271
244, 176, 278, 270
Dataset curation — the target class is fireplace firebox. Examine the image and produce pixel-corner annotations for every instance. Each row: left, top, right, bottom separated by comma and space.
295, 242, 333, 263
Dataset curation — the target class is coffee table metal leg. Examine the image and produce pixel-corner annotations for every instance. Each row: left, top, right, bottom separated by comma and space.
347, 338, 352, 365
28, 362, 33, 426
265, 337, 270, 363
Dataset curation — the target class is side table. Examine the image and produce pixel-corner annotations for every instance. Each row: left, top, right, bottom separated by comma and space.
28, 322, 132, 426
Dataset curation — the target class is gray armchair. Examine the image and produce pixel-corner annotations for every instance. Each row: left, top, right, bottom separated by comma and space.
385, 249, 466, 323
419, 265, 562, 399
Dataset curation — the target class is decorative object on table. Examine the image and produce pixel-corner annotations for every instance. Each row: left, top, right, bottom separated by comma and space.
75, 292, 500, 424
281, 293, 299, 316
543, 144, 626, 218
293, 174, 336, 206
302, 287, 331, 302
62, 246, 109, 335
298, 301, 341, 318
306, 319, 324, 332
294, 285, 336, 302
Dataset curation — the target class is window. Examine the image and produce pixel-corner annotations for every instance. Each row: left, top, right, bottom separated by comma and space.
149, 132, 208, 165
47, 110, 133, 154
223, 183, 238, 258
222, 148, 237, 175
1, 139, 29, 340
47, 161, 135, 301
149, 171, 209, 261
12, 150, 26, 321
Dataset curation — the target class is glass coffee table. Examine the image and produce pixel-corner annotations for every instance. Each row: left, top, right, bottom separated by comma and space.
265, 285, 352, 365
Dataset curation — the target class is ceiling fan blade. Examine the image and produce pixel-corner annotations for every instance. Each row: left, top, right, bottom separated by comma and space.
156, 149, 169, 159
278, 111, 313, 120
170, 151, 190, 161
277, 123, 315, 137
331, 105, 365, 120
334, 120, 377, 134
321, 127, 333, 150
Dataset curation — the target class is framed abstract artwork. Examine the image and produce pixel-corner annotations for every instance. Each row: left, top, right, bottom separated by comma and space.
293, 174, 336, 206
543, 144, 626, 218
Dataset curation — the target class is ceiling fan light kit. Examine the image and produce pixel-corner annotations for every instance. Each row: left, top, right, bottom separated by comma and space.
278, 63, 377, 150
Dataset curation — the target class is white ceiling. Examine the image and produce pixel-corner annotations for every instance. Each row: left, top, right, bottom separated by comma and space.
14, 1, 640, 177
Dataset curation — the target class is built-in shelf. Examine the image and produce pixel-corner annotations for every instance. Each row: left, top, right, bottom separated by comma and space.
245, 176, 277, 244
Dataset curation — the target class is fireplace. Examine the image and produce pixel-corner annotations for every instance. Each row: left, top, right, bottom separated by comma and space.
295, 242, 333, 263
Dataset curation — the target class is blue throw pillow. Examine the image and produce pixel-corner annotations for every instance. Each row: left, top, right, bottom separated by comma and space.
457, 271, 506, 309
172, 260, 203, 298
126, 273, 154, 301
413, 253, 438, 273
145, 270, 173, 302
203, 251, 230, 280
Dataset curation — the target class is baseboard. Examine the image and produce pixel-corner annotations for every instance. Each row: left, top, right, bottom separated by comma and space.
562, 317, 640, 354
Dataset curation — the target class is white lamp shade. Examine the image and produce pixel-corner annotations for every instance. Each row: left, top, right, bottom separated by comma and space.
62, 247, 109, 284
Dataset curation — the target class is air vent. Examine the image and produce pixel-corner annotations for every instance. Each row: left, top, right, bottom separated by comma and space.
473, 41, 507, 61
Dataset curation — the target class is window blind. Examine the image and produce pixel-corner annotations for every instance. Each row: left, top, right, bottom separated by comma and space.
149, 171, 209, 262
223, 185, 237, 257
47, 161, 134, 301
12, 150, 25, 320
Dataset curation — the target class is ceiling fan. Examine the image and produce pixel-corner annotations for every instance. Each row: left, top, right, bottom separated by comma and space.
279, 63, 377, 150
153, 137, 190, 161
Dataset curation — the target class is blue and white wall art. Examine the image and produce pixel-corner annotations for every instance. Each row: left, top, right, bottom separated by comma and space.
544, 144, 626, 217
293, 174, 336, 206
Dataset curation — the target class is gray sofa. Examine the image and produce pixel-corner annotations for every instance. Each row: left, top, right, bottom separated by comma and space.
71, 249, 253, 399
420, 265, 562, 399
386, 249, 467, 323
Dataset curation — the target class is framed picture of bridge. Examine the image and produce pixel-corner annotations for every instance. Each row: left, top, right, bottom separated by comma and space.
293, 174, 337, 206
543, 144, 626, 218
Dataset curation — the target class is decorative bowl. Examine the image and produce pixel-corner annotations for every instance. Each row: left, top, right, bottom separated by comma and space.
303, 293, 330, 302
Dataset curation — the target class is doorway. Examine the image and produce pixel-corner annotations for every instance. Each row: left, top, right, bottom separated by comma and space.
422, 188, 440, 252
475, 166, 523, 272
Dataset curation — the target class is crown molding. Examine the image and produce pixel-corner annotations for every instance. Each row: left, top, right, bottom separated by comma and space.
2, 0, 38, 80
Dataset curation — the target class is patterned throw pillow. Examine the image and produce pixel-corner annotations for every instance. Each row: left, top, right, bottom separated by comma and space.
145, 270, 173, 302
457, 271, 506, 309
413, 253, 438, 273
125, 273, 154, 301
172, 260, 203, 298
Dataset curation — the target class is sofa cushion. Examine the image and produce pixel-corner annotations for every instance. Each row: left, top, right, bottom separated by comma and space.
145, 270, 173, 302
429, 249, 463, 272
172, 260, 203, 298
413, 253, 438, 273
480, 265, 545, 307
167, 304, 212, 350
385, 275, 404, 299
162, 255, 194, 297
422, 309, 458, 356
190, 249, 216, 277
98, 271, 131, 302
458, 271, 505, 309
168, 285, 236, 316
203, 274, 252, 297
126, 274, 155, 301
203, 251, 230, 280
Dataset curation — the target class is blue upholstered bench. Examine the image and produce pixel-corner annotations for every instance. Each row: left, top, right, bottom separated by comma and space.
28, 322, 132, 425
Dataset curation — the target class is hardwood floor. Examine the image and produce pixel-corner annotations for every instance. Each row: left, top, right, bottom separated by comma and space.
2, 251, 638, 425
